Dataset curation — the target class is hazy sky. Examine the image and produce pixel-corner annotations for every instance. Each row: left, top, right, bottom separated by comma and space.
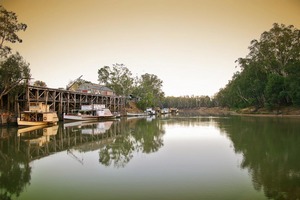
2, 0, 300, 96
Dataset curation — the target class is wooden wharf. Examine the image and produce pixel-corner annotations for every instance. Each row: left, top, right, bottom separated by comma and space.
17, 85, 125, 120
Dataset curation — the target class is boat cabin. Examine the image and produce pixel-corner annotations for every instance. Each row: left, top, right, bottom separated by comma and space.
28, 102, 50, 112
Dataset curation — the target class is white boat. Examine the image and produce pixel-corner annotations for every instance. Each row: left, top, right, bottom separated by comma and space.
63, 113, 100, 121
17, 102, 59, 126
64, 105, 115, 121
161, 108, 170, 114
126, 112, 148, 117
145, 108, 156, 115
97, 108, 116, 119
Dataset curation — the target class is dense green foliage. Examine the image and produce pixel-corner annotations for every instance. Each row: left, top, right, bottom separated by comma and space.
0, 52, 30, 100
98, 63, 134, 97
215, 23, 300, 109
132, 73, 164, 110
98, 63, 164, 109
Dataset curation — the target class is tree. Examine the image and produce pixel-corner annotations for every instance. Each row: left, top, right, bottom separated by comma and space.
98, 63, 133, 96
0, 6, 29, 111
265, 74, 287, 109
215, 23, 300, 109
33, 80, 47, 87
133, 73, 164, 110
0, 5, 27, 57
0, 53, 31, 101
285, 61, 300, 105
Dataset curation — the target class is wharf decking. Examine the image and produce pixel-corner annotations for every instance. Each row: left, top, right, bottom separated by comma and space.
17, 85, 125, 120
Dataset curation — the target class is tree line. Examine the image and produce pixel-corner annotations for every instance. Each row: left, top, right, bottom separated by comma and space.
214, 23, 300, 110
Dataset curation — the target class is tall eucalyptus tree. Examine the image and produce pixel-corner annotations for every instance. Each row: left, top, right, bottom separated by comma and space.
216, 23, 300, 108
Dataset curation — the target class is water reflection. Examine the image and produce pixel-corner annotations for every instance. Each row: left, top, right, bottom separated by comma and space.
99, 117, 165, 168
1, 116, 300, 199
0, 127, 31, 200
217, 116, 300, 200
19, 125, 58, 147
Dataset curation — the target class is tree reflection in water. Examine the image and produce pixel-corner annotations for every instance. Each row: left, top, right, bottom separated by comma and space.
99, 117, 165, 168
217, 116, 300, 200
0, 127, 31, 200
2, 115, 299, 199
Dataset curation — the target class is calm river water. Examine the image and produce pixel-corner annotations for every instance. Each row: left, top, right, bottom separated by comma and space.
0, 114, 300, 200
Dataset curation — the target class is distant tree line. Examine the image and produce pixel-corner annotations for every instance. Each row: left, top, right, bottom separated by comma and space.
214, 23, 300, 110
162, 95, 216, 109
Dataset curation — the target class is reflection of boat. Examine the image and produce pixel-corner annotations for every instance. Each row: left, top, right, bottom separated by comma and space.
17, 102, 59, 126
81, 121, 113, 135
63, 121, 88, 128
17, 125, 47, 136
146, 115, 156, 122
63, 121, 114, 135
63, 104, 115, 121
18, 125, 58, 146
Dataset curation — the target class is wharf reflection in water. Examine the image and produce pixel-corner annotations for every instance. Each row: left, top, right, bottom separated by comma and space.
18, 125, 58, 147
15, 117, 165, 166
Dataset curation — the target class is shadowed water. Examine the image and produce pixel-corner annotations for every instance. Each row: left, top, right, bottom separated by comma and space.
0, 115, 299, 200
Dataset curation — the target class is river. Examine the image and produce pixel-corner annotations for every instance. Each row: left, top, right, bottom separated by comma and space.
0, 114, 299, 200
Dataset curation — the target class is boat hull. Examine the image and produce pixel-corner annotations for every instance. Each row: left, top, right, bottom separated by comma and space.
17, 118, 57, 126
126, 112, 148, 116
63, 114, 100, 121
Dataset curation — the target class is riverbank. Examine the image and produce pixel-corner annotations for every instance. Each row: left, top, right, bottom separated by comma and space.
179, 107, 233, 116
180, 106, 300, 117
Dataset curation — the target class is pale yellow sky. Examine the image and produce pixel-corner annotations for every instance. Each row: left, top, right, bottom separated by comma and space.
2, 0, 300, 96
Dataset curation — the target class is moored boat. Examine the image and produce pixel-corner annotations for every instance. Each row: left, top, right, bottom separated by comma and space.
161, 108, 170, 114
63, 104, 115, 121
170, 108, 179, 114
63, 112, 100, 121
126, 112, 148, 117
145, 108, 156, 115
97, 108, 116, 119
17, 102, 59, 126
